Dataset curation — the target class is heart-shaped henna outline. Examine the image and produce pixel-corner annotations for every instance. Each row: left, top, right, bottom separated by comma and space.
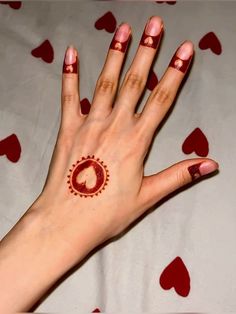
67, 156, 109, 197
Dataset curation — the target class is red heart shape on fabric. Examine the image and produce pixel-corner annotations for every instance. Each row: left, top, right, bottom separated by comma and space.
95, 11, 117, 33
156, 1, 176, 4
0, 134, 21, 162
31, 39, 54, 63
182, 127, 209, 157
159, 256, 190, 297
199, 32, 222, 55
0, 1, 21, 9
147, 69, 158, 91
92, 308, 101, 313
81, 98, 91, 115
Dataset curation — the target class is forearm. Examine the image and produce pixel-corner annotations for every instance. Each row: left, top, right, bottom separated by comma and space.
0, 207, 91, 312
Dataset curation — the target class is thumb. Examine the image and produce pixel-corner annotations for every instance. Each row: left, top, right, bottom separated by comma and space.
138, 158, 219, 210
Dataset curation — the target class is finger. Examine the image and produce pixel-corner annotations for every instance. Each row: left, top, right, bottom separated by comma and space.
114, 16, 163, 115
138, 41, 194, 138
89, 23, 131, 118
137, 158, 219, 214
61, 45, 81, 129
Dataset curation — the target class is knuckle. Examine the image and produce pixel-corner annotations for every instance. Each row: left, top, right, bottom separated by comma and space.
96, 77, 115, 94
152, 84, 171, 105
124, 72, 145, 91
176, 168, 187, 186
62, 94, 75, 103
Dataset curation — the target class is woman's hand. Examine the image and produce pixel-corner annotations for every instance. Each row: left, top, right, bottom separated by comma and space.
0, 16, 219, 312
32, 16, 218, 248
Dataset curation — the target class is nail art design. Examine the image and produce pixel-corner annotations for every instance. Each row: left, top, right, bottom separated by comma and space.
63, 46, 78, 74
169, 42, 193, 73
140, 17, 163, 49
169, 54, 192, 73
109, 24, 131, 53
67, 156, 109, 197
188, 162, 202, 180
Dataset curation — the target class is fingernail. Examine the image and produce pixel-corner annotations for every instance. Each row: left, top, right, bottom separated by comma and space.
110, 23, 131, 53
188, 161, 219, 181
169, 41, 193, 73
140, 16, 163, 49
63, 45, 78, 74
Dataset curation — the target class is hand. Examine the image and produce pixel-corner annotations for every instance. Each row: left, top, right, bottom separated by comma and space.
0, 16, 219, 312
33, 16, 218, 246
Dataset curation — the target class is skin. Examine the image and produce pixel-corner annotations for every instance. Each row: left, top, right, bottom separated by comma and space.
0, 16, 218, 312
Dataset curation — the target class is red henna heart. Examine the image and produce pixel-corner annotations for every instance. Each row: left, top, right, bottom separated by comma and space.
147, 69, 158, 91
0, 134, 21, 162
182, 127, 209, 157
92, 308, 101, 313
199, 32, 222, 55
95, 11, 117, 33
0, 1, 21, 9
31, 39, 54, 63
159, 256, 190, 297
81, 98, 91, 115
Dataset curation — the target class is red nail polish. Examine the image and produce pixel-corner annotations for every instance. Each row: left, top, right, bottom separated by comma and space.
169, 41, 193, 73
110, 23, 131, 53
63, 45, 78, 74
188, 162, 202, 180
140, 16, 163, 49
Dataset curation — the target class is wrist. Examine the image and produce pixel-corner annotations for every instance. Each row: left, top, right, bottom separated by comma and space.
0, 204, 92, 312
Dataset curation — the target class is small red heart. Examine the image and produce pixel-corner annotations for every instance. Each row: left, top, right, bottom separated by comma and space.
81, 98, 91, 115
199, 32, 222, 55
95, 11, 117, 33
0, 134, 21, 162
182, 127, 209, 157
92, 308, 101, 313
156, 1, 176, 4
159, 256, 190, 297
147, 69, 158, 91
0, 1, 21, 9
31, 39, 54, 63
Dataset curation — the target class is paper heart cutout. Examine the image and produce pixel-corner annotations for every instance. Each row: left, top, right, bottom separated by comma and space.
182, 127, 209, 157
0, 134, 21, 162
199, 32, 222, 55
0, 1, 21, 9
76, 166, 97, 189
81, 98, 91, 115
159, 256, 190, 297
147, 69, 158, 91
92, 308, 101, 313
31, 39, 54, 63
95, 11, 117, 33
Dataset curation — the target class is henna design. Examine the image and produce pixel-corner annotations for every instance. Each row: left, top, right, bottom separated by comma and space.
63, 49, 78, 74
188, 162, 203, 181
169, 53, 192, 73
67, 156, 109, 197
109, 37, 130, 53
139, 28, 163, 49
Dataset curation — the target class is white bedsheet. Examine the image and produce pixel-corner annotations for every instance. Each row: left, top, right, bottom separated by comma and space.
0, 1, 236, 312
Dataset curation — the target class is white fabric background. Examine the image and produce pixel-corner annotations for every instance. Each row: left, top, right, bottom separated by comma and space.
0, 1, 236, 312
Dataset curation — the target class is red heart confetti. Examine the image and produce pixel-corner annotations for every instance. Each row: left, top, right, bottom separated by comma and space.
156, 1, 177, 4
0, 134, 21, 163
81, 98, 91, 115
92, 308, 101, 313
182, 127, 209, 157
147, 69, 158, 91
31, 39, 54, 63
199, 32, 222, 55
159, 256, 190, 297
0, 1, 21, 9
95, 11, 117, 33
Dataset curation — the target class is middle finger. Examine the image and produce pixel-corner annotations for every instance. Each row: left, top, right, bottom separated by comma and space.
114, 16, 163, 115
